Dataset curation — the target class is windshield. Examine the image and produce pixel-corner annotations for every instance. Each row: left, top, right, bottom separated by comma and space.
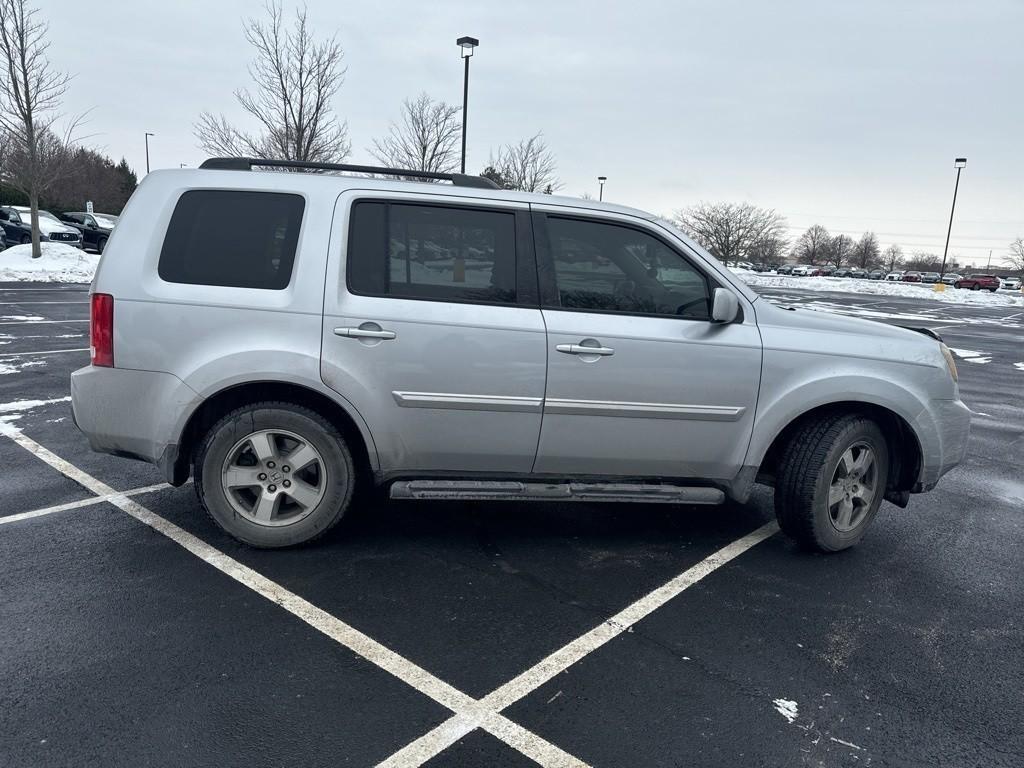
92, 214, 119, 227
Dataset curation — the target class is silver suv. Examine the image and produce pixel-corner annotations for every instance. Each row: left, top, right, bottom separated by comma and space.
71, 158, 971, 551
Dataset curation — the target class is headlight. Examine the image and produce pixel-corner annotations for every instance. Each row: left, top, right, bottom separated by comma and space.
940, 343, 958, 382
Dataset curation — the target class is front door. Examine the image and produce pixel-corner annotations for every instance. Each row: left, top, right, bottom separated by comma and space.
321, 191, 547, 475
531, 210, 762, 481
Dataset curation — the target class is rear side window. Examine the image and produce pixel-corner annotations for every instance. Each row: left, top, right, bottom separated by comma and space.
159, 190, 304, 289
348, 201, 517, 304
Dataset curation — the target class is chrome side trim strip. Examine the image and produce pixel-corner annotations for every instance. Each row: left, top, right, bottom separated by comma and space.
392, 391, 543, 413
544, 398, 746, 421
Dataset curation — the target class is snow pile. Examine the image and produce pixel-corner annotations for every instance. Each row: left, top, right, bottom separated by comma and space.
735, 272, 1024, 307
0, 243, 98, 283
772, 698, 799, 723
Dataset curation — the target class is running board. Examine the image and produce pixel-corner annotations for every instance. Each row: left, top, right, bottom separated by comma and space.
389, 480, 724, 504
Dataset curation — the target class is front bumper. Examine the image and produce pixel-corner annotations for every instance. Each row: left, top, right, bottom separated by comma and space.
912, 398, 972, 492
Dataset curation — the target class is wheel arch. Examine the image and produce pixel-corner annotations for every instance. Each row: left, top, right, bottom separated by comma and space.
167, 380, 379, 486
754, 400, 923, 502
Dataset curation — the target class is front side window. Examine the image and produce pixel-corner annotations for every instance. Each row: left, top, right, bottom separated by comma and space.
159, 190, 304, 289
348, 201, 517, 304
545, 216, 711, 320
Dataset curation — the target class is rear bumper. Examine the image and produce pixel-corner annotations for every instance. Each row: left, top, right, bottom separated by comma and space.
71, 365, 198, 467
912, 398, 972, 492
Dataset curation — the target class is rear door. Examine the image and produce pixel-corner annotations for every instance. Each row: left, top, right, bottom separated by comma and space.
321, 190, 546, 475
531, 208, 762, 481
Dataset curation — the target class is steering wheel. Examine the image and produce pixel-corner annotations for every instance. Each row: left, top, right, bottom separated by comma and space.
676, 297, 707, 316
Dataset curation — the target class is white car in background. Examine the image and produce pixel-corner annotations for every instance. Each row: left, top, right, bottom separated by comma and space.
885, 271, 904, 282
791, 264, 814, 276
1000, 276, 1022, 290
941, 273, 962, 285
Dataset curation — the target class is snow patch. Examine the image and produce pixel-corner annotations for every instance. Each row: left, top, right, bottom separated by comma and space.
737, 273, 1024, 307
0, 242, 99, 283
1014, 363, 1024, 372
772, 698, 799, 723
949, 348, 992, 365
1, 314, 45, 321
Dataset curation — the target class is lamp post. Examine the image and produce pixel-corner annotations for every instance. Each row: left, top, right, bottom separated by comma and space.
144, 132, 155, 174
456, 36, 478, 174
939, 157, 966, 279
597, 176, 607, 201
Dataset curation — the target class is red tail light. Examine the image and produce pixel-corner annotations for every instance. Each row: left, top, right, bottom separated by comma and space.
90, 293, 114, 367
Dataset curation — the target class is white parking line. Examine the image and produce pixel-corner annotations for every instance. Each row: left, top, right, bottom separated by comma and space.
2, 301, 89, 305
0, 319, 88, 325
0, 481, 177, 526
0, 348, 89, 357
380, 522, 778, 767
0, 426, 589, 768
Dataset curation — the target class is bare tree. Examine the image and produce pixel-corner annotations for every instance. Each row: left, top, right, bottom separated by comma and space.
194, 1, 350, 163
851, 232, 880, 269
486, 133, 561, 193
1007, 237, 1024, 274
828, 233, 855, 268
0, 0, 82, 257
882, 244, 903, 273
791, 224, 831, 265
370, 92, 460, 175
673, 202, 787, 266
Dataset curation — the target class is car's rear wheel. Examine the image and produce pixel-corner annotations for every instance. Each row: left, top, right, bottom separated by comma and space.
195, 402, 355, 548
96, 236, 107, 254
775, 413, 890, 552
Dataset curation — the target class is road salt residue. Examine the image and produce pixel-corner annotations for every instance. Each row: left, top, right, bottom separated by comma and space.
772, 698, 799, 723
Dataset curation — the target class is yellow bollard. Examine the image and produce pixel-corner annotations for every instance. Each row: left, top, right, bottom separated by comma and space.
933, 282, 946, 292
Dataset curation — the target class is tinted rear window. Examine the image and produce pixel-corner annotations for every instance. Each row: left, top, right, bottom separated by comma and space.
159, 190, 304, 289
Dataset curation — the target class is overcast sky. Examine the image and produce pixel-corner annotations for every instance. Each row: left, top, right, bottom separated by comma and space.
45, 0, 1023, 267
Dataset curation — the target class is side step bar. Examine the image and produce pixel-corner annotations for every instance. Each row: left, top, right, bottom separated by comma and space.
389, 480, 724, 505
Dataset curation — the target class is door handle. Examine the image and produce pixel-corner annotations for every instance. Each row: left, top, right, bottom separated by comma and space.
556, 343, 614, 356
334, 326, 396, 340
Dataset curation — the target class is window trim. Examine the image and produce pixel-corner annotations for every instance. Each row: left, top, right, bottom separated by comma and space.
532, 210, 724, 323
344, 197, 539, 309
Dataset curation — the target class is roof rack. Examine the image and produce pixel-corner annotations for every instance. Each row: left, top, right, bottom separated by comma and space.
198, 157, 500, 190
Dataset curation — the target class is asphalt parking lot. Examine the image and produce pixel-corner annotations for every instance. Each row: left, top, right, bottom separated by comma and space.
1, 281, 1022, 767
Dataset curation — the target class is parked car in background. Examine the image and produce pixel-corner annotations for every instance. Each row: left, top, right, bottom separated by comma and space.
60, 212, 119, 254
833, 268, 852, 278
70, 157, 971, 553
776, 264, 794, 275
954, 274, 1000, 292
849, 268, 868, 279
0, 206, 83, 248
868, 269, 885, 280
791, 264, 814, 276
919, 272, 941, 283
735, 261, 754, 271
941, 273, 962, 285
0, 227, 6, 251
999, 276, 1021, 290
885, 271, 904, 281
820, 265, 836, 276
902, 271, 922, 283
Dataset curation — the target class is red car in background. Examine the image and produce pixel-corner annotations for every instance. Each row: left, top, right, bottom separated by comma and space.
954, 274, 1001, 292
902, 271, 922, 283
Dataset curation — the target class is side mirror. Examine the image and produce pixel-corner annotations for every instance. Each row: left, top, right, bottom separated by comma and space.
711, 288, 740, 323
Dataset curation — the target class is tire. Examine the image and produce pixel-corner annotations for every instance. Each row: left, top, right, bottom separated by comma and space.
96, 236, 107, 254
989, 287, 997, 293
954, 282, 961, 289
774, 413, 890, 552
971, 283, 980, 291
195, 402, 355, 548
20, 234, 30, 245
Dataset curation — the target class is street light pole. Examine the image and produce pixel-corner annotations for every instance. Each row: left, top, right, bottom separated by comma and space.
144, 132, 155, 174
456, 37, 479, 174
939, 157, 967, 279
597, 176, 607, 201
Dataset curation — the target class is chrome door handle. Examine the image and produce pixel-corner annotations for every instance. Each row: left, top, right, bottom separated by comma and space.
334, 327, 396, 340
556, 343, 614, 356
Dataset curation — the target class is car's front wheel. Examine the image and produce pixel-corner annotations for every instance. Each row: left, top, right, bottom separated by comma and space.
195, 402, 355, 548
775, 413, 890, 552
96, 236, 107, 254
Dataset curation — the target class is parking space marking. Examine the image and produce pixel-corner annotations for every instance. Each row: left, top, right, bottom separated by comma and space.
0, 319, 88, 325
380, 521, 779, 766
0, 481, 178, 526
1, 301, 89, 305
0, 348, 89, 357
0, 426, 590, 768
